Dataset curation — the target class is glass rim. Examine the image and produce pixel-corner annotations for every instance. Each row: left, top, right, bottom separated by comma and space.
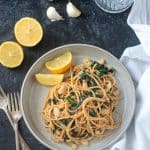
94, 0, 134, 14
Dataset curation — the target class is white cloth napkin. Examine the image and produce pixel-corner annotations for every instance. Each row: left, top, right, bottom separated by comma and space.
110, 0, 150, 150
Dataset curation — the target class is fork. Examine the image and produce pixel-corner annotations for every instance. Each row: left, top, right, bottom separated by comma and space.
8, 92, 22, 150
0, 86, 29, 150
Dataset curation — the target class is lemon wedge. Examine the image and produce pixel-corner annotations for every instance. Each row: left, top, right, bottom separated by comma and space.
45, 51, 72, 74
14, 17, 43, 47
0, 41, 24, 68
35, 73, 64, 86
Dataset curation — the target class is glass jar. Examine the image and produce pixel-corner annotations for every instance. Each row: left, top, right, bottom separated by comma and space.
94, 0, 134, 13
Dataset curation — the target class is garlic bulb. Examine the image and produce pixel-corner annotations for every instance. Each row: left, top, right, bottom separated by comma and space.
66, 2, 81, 18
46, 7, 63, 21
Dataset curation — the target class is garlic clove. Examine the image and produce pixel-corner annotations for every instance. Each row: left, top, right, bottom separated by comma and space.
66, 2, 81, 18
47, 7, 63, 21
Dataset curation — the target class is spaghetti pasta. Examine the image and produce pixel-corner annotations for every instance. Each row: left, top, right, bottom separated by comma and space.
41, 58, 122, 148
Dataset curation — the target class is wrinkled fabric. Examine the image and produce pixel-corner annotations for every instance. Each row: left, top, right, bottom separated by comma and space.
110, 0, 150, 149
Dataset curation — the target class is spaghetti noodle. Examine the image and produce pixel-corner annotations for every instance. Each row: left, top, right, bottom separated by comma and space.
41, 58, 121, 148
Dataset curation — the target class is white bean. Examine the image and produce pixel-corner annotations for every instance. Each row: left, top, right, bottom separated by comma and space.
53, 107, 60, 117
58, 85, 66, 94
99, 59, 105, 65
71, 144, 78, 150
82, 141, 88, 146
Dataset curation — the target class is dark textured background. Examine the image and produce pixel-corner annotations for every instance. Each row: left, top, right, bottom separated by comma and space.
0, 0, 139, 149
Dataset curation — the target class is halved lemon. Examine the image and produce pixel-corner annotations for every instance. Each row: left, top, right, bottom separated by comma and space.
45, 51, 72, 74
0, 41, 24, 68
14, 17, 43, 47
35, 73, 64, 86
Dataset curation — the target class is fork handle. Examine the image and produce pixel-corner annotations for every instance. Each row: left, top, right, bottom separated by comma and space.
14, 123, 20, 150
3, 108, 30, 150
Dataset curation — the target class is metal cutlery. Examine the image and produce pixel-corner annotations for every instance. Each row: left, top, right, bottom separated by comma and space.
0, 85, 30, 150
8, 92, 22, 150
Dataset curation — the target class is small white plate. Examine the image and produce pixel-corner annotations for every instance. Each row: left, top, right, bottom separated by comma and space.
21, 44, 135, 150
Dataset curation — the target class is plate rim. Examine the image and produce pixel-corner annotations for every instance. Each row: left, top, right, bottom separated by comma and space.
21, 43, 135, 150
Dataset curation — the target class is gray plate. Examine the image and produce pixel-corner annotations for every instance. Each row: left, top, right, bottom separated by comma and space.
21, 44, 135, 150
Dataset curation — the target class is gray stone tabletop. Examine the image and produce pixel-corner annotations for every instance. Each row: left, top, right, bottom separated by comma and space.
0, 0, 139, 149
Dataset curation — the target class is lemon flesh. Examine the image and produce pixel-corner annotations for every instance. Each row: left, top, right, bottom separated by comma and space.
0, 41, 24, 68
14, 17, 43, 47
45, 51, 72, 74
35, 73, 64, 86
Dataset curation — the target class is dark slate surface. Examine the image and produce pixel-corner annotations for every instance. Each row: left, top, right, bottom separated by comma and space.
0, 0, 139, 149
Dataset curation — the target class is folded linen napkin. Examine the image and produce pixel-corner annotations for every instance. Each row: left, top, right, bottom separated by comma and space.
110, 0, 150, 149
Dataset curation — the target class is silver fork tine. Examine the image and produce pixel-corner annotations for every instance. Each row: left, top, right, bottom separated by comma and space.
14, 92, 19, 111
0, 85, 6, 97
17, 92, 20, 109
10, 93, 15, 111
7, 93, 11, 111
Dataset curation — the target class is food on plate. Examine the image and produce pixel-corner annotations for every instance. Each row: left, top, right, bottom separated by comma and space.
0, 41, 24, 68
66, 2, 81, 18
45, 51, 72, 74
41, 57, 122, 148
47, 7, 63, 21
35, 74, 64, 86
14, 17, 43, 47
